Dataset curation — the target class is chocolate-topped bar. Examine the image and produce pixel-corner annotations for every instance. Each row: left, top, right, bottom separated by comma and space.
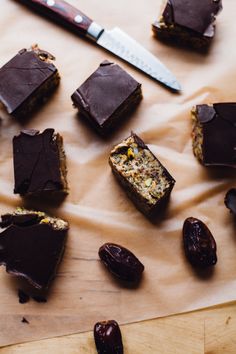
71, 61, 142, 135
0, 45, 60, 118
13, 129, 68, 196
109, 133, 175, 218
152, 0, 222, 50
192, 103, 236, 167
0, 208, 68, 289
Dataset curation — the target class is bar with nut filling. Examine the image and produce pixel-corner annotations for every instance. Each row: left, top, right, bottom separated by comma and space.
192, 103, 236, 167
13, 129, 68, 196
152, 0, 222, 50
109, 133, 175, 218
0, 45, 60, 118
0, 208, 68, 289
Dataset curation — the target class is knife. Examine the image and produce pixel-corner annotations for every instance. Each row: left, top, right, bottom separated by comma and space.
16, 0, 181, 91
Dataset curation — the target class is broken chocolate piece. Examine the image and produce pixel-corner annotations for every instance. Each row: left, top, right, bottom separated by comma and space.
13, 129, 68, 196
192, 103, 236, 167
21, 317, 29, 324
18, 289, 30, 304
0, 208, 68, 289
0, 45, 60, 118
109, 133, 175, 218
152, 0, 222, 50
71, 61, 142, 135
225, 189, 236, 215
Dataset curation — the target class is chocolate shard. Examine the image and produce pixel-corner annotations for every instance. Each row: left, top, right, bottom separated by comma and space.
13, 129, 68, 196
192, 103, 236, 167
153, 0, 222, 50
109, 133, 175, 218
18, 289, 30, 304
225, 189, 236, 215
0, 209, 68, 289
71, 61, 142, 135
0, 45, 60, 118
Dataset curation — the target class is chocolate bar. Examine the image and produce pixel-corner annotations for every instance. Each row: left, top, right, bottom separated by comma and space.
192, 104, 236, 167
0, 208, 68, 289
13, 129, 68, 196
0, 45, 60, 118
152, 0, 222, 50
109, 133, 175, 218
71, 61, 142, 135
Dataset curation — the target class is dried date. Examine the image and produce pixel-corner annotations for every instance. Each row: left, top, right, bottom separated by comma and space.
225, 188, 236, 215
98, 243, 144, 282
183, 217, 217, 268
94, 320, 123, 354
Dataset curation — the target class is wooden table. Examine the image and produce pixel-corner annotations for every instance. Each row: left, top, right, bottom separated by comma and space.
1, 302, 235, 353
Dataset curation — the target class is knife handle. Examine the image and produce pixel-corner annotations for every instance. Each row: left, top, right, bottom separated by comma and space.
19, 0, 104, 40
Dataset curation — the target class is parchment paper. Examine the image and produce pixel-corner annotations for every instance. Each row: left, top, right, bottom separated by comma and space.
0, 0, 236, 347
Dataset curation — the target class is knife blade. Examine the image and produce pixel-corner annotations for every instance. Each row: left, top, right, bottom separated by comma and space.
16, 0, 181, 91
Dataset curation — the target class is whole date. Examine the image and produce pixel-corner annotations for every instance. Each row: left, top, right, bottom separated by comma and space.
183, 217, 217, 268
98, 243, 144, 282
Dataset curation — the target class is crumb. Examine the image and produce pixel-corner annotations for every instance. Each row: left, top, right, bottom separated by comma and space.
226, 316, 232, 325
18, 289, 30, 304
21, 317, 29, 324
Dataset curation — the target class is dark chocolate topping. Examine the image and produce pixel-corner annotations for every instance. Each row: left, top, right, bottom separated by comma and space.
196, 105, 216, 123
196, 103, 236, 167
0, 213, 42, 228
71, 61, 140, 126
214, 103, 236, 125
13, 129, 63, 195
0, 49, 57, 114
0, 223, 67, 289
18, 289, 30, 304
163, 0, 222, 35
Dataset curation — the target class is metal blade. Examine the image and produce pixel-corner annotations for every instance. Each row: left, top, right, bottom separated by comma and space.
97, 27, 181, 91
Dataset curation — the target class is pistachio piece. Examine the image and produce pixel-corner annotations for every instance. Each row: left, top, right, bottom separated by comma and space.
145, 178, 153, 187
127, 148, 135, 159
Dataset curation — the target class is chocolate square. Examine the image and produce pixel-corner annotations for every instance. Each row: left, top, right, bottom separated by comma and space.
0, 46, 60, 118
0, 209, 68, 289
109, 133, 175, 218
152, 0, 222, 50
71, 61, 142, 135
13, 129, 68, 196
192, 103, 236, 167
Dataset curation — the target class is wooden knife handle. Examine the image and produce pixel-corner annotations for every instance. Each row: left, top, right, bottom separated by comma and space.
19, 0, 94, 37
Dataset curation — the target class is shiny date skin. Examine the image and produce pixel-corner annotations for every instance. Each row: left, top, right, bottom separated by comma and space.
98, 243, 144, 282
225, 188, 236, 215
183, 217, 217, 268
94, 320, 123, 354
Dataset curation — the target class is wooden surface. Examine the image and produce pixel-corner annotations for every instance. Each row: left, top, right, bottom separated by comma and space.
1, 302, 235, 353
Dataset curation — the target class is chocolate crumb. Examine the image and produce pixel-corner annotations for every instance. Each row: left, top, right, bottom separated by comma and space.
18, 289, 30, 304
21, 317, 29, 324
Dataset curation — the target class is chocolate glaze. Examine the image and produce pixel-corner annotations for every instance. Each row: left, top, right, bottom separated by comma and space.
0, 213, 43, 228
163, 0, 222, 35
71, 61, 141, 132
0, 222, 68, 289
196, 103, 236, 167
0, 48, 58, 115
13, 129, 64, 195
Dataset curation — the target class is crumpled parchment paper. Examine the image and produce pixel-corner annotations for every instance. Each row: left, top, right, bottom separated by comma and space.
0, 0, 236, 346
